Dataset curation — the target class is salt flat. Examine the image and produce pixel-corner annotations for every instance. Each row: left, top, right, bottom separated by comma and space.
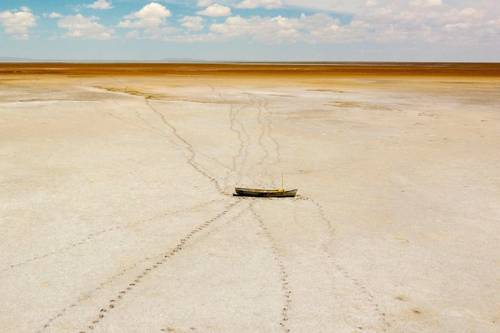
0, 66, 499, 333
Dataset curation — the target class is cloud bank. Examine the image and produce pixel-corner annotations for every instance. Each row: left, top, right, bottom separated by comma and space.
0, 1, 498, 60
0, 7, 36, 39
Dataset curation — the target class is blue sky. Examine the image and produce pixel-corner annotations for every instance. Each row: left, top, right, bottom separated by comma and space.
0, 0, 499, 61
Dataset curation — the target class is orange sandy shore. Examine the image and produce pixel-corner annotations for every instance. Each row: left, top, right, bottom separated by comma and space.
1, 62, 500, 77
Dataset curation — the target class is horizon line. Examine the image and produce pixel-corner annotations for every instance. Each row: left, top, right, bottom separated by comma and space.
1, 60, 500, 65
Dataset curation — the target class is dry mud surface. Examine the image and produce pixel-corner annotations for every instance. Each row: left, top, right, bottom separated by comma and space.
0, 65, 499, 333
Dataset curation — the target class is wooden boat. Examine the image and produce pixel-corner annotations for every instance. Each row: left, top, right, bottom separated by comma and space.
234, 175, 297, 198
234, 188, 298, 198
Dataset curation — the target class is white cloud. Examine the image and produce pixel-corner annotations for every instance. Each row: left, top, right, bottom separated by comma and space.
199, 1, 499, 45
112, 0, 497, 47
209, 14, 347, 43
454, 7, 484, 20
125, 30, 140, 39
0, 7, 36, 39
410, 0, 442, 8
440, 7, 485, 32
198, 4, 232, 17
48, 12, 62, 19
443, 22, 470, 32
57, 14, 113, 39
118, 2, 171, 31
487, 18, 500, 29
342, 0, 497, 43
181, 16, 204, 31
236, 0, 283, 9
282, 0, 361, 13
39, 0, 498, 50
87, 0, 113, 10
197, 0, 215, 7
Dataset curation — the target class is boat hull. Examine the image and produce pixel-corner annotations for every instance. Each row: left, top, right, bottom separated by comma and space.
233, 188, 298, 198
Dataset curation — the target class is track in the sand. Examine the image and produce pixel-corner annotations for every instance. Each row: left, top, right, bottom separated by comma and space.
35, 88, 236, 331
77, 200, 243, 332
1, 199, 223, 276
72, 88, 257, 332
38, 87, 251, 332
146, 98, 225, 195
33, 85, 391, 333
145, 89, 389, 332
297, 195, 392, 332
246, 91, 391, 332
251, 204, 292, 333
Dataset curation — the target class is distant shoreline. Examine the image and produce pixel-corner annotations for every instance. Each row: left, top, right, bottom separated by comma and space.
1, 62, 500, 77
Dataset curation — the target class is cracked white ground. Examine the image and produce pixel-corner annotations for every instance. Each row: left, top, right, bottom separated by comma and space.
0, 74, 499, 332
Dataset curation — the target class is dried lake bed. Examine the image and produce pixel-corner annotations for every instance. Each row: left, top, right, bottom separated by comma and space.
1, 64, 499, 332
